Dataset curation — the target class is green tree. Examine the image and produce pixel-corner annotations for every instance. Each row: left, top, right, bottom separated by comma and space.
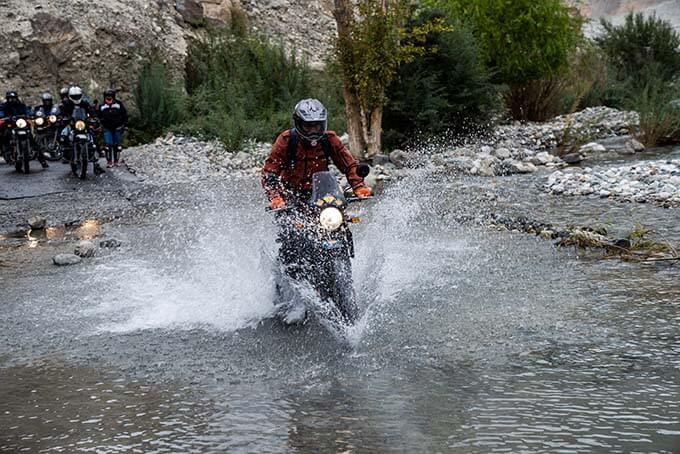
333, 0, 448, 158
596, 12, 680, 89
383, 10, 501, 148
425, 0, 583, 120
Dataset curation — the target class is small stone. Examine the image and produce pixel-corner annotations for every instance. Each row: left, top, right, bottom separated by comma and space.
627, 138, 645, 152
28, 216, 47, 230
100, 238, 122, 248
389, 149, 408, 168
493, 147, 511, 159
372, 154, 390, 166
53, 254, 82, 266
74, 240, 96, 258
562, 153, 584, 164
579, 142, 606, 153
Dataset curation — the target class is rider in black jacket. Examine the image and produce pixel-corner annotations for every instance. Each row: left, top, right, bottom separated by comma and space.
97, 88, 128, 167
0, 91, 48, 168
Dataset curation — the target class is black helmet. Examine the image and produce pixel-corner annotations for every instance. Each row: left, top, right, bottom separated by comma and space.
293, 98, 327, 142
41, 92, 53, 104
104, 88, 116, 98
5, 91, 18, 103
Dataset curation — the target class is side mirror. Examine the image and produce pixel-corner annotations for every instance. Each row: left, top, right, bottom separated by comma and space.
357, 164, 370, 178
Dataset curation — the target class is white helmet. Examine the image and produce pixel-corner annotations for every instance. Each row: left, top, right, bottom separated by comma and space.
68, 86, 83, 105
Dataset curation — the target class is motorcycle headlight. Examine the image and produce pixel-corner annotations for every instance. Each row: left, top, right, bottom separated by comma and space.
35, 117, 45, 126
49, 115, 57, 123
319, 207, 343, 231
75, 120, 86, 131
16, 118, 27, 129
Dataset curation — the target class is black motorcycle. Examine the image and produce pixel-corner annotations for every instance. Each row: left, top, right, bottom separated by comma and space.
34, 107, 63, 161
270, 166, 371, 325
69, 107, 102, 179
4, 116, 36, 174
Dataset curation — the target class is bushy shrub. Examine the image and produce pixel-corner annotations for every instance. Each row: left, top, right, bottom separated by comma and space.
130, 58, 185, 144
597, 13, 680, 89
382, 11, 502, 148
183, 30, 343, 150
628, 77, 680, 146
425, 0, 583, 121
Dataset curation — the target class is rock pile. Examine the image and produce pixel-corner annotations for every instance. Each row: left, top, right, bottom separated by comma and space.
545, 159, 680, 206
430, 107, 639, 176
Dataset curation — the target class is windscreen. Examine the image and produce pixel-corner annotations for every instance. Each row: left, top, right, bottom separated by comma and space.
310, 171, 344, 204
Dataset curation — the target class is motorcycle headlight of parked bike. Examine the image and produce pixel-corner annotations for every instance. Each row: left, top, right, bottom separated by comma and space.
16, 118, 28, 129
75, 120, 86, 131
319, 207, 343, 231
35, 117, 44, 126
48, 115, 57, 124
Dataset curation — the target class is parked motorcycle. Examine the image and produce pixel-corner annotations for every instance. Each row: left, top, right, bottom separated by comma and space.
69, 107, 102, 179
34, 107, 63, 161
270, 165, 372, 326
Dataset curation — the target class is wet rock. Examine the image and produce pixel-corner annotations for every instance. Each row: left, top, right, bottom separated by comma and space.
562, 153, 584, 164
28, 216, 46, 230
627, 138, 645, 152
100, 238, 122, 248
372, 154, 390, 166
389, 149, 408, 168
74, 240, 96, 258
493, 147, 511, 159
53, 254, 82, 266
579, 142, 606, 153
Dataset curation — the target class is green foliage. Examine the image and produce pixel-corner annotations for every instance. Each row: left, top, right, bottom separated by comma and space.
426, 0, 582, 83
336, 1, 439, 110
425, 0, 583, 120
597, 13, 680, 90
130, 58, 185, 144
182, 30, 342, 150
626, 76, 680, 146
383, 11, 502, 148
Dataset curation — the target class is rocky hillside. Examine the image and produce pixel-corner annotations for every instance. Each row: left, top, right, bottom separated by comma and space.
0, 0, 239, 105
1, 0, 677, 106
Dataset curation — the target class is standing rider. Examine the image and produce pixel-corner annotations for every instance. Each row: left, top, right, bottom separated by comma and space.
97, 88, 128, 168
0, 91, 48, 168
261, 98, 371, 210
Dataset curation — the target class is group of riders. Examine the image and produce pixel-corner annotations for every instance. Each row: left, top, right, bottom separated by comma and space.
0, 86, 128, 177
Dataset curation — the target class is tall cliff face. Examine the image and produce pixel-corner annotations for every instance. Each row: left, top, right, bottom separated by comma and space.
0, 0, 239, 105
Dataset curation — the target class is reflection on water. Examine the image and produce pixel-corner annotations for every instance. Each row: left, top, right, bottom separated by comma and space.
75, 219, 102, 240
0, 363, 211, 453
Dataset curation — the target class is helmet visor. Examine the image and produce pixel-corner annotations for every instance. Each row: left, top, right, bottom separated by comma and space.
70, 94, 82, 102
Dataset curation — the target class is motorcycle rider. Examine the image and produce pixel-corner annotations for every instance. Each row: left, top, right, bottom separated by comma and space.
262, 99, 371, 271
0, 91, 48, 168
262, 98, 371, 210
60, 86, 103, 174
97, 88, 128, 168
34, 92, 55, 116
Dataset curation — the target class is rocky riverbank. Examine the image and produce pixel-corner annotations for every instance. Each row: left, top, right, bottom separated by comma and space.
420, 107, 640, 177
545, 159, 680, 207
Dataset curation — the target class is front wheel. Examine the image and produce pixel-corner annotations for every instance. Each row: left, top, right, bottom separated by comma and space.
320, 255, 358, 324
18, 141, 30, 174
78, 143, 88, 179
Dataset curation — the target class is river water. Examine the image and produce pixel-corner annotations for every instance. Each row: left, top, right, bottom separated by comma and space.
1, 161, 679, 452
